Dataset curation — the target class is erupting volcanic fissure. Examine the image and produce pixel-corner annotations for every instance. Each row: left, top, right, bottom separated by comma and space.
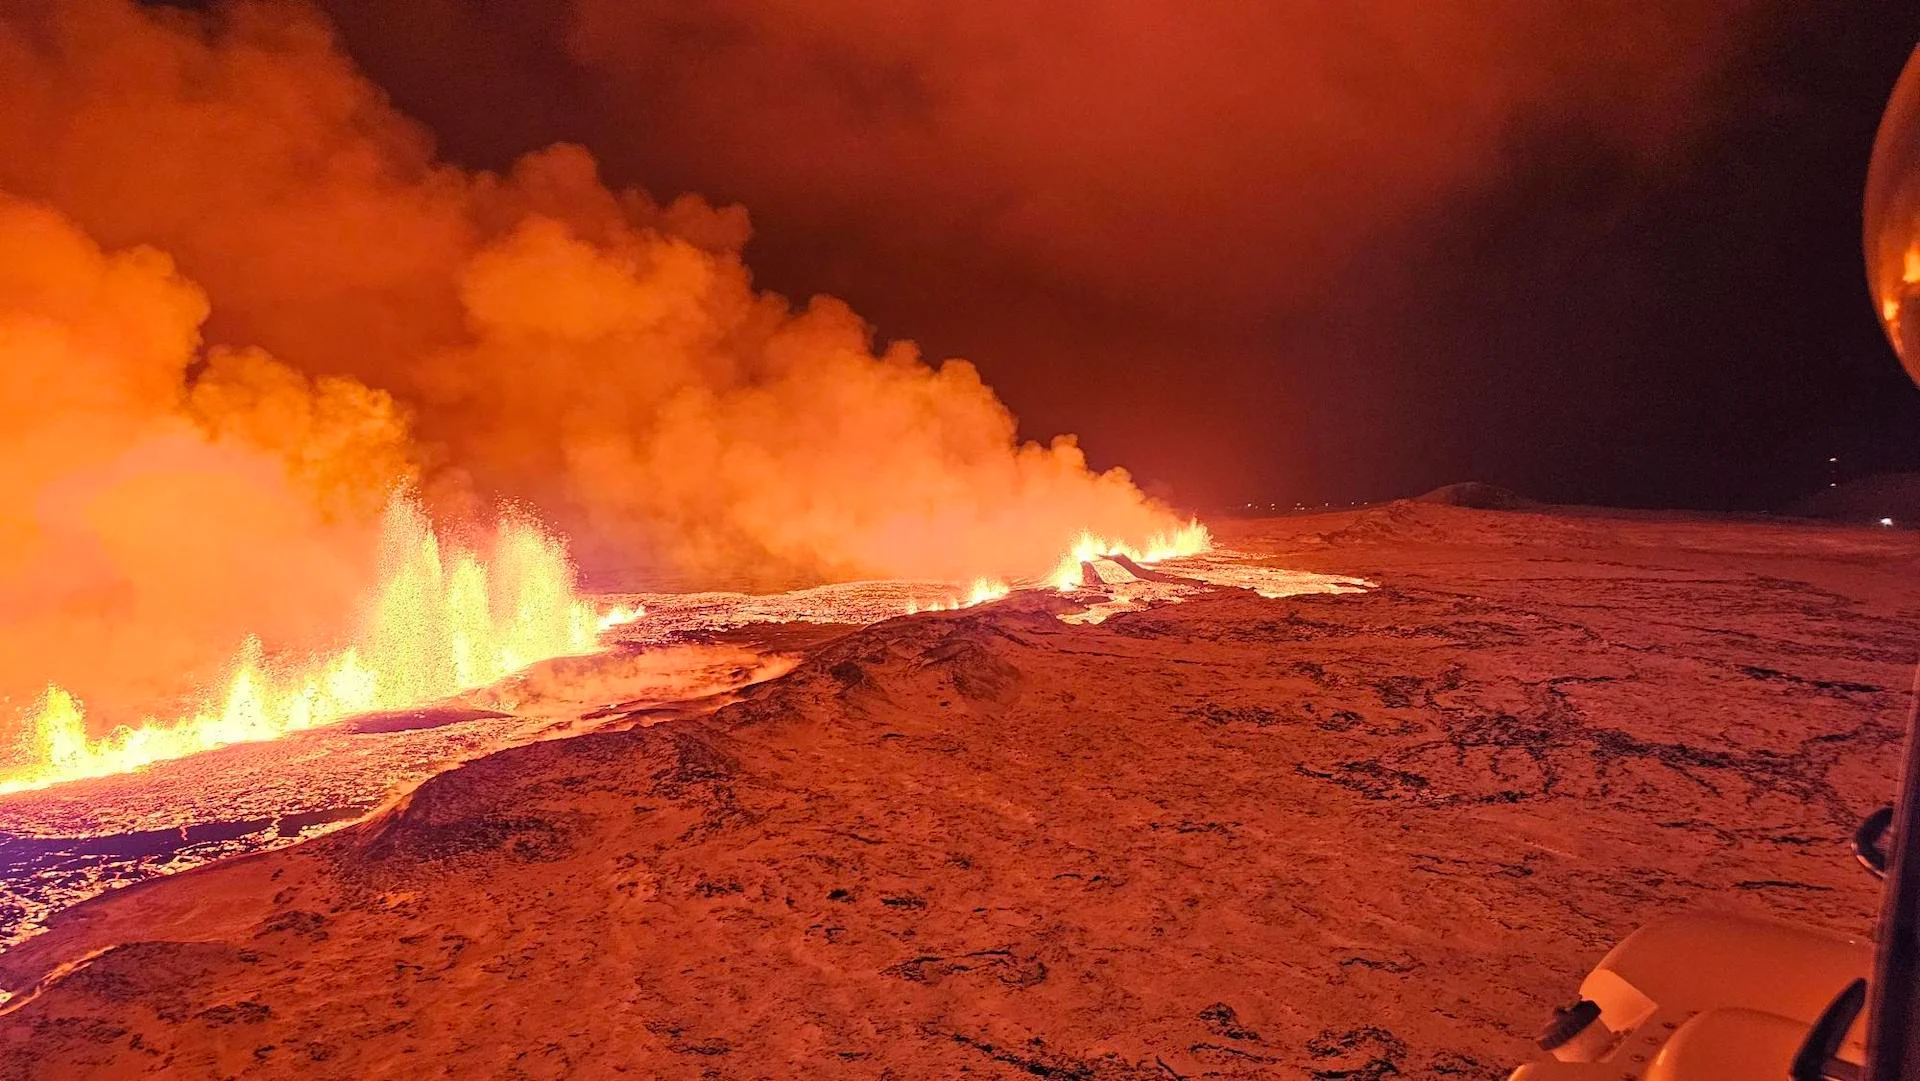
3, 496, 605, 795
0, 0, 1212, 785
1, 511, 1211, 793
1047, 523, 1215, 592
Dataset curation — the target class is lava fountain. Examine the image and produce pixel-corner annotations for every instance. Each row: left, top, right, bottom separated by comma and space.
3, 495, 607, 795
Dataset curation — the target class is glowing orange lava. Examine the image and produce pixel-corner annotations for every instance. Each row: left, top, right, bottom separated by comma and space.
896, 520, 1212, 613
1047, 520, 1213, 591
3, 497, 615, 795
596, 604, 647, 631
904, 578, 1012, 614
899, 521, 1212, 613
2, 507, 1214, 794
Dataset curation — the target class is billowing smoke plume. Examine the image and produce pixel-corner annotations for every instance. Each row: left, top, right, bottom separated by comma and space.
0, 194, 409, 724
311, 0, 1770, 507
0, 1, 1186, 727
0, 0, 1179, 580
554, 0, 1754, 323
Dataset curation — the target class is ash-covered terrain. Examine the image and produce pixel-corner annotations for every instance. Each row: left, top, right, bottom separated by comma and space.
0, 504, 1914, 1078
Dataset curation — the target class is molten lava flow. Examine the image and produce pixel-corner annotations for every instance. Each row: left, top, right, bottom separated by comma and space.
596, 604, 647, 632
899, 522, 1211, 613
3, 497, 611, 795
904, 578, 1012, 614
1048, 520, 1213, 591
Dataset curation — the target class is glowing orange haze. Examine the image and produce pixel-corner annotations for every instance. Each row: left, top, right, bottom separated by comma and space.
0, 0, 1201, 760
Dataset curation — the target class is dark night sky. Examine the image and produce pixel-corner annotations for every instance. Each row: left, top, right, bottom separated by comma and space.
304, 0, 1920, 513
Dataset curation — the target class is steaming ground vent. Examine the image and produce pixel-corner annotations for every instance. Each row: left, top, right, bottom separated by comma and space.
2, 497, 620, 795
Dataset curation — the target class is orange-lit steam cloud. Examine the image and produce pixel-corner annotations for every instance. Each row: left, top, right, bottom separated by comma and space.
306, 0, 1770, 511
0, 0, 1183, 581
0, 193, 410, 728
554, 0, 1757, 324
0, 1, 1189, 734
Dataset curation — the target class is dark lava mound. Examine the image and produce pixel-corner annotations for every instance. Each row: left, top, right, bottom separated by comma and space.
1414, 481, 1532, 510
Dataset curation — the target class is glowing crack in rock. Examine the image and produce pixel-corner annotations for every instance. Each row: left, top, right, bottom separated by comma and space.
905, 578, 1011, 614
2, 496, 620, 795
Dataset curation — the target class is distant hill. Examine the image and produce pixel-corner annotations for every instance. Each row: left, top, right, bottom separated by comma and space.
1413, 481, 1534, 511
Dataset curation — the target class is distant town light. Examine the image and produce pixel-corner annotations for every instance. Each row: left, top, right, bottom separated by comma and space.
1881, 517, 1896, 527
